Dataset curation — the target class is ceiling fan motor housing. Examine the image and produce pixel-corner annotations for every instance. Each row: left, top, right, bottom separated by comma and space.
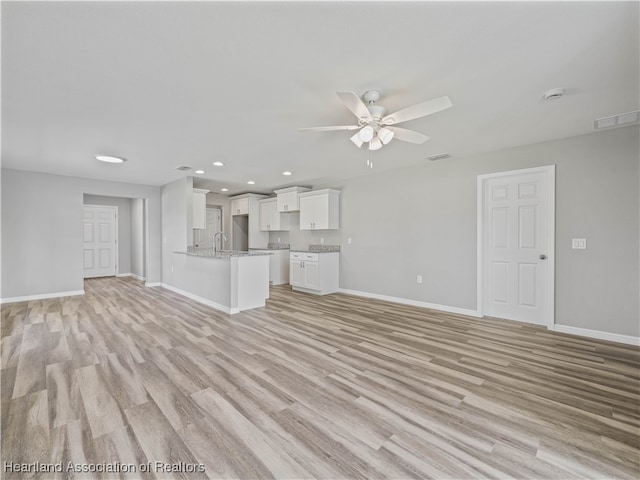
367, 105, 387, 122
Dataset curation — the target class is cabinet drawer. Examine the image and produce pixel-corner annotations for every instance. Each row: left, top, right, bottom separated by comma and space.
290, 252, 318, 262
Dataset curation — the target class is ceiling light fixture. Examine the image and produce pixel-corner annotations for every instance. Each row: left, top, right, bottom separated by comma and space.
221, 188, 228, 192
247, 180, 255, 185
96, 155, 126, 164
213, 161, 224, 166
377, 127, 394, 145
359, 125, 375, 142
194, 170, 205, 174
350, 132, 364, 148
282, 171, 292, 176
368, 136, 383, 151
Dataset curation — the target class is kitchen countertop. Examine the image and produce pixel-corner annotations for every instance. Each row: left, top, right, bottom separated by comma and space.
176, 250, 272, 259
249, 246, 290, 251
291, 245, 340, 253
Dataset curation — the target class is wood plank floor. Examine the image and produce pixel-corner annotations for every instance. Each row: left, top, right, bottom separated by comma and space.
1, 276, 639, 479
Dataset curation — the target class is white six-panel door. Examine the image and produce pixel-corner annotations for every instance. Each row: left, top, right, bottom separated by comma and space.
83, 205, 117, 278
478, 166, 555, 326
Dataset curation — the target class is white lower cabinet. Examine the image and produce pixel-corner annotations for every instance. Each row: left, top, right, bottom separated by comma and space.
289, 252, 338, 295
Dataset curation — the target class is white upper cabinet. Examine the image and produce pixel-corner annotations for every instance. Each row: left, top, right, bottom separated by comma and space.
299, 189, 340, 230
192, 188, 209, 229
230, 197, 249, 216
274, 186, 310, 212
258, 198, 290, 231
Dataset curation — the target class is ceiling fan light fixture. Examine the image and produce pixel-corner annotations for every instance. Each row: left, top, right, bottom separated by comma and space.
378, 127, 394, 145
358, 125, 374, 142
350, 132, 364, 148
369, 136, 383, 151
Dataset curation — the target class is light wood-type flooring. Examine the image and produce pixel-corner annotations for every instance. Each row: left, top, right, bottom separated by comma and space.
1, 277, 639, 479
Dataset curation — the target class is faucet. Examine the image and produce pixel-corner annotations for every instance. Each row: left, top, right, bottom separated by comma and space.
213, 231, 227, 253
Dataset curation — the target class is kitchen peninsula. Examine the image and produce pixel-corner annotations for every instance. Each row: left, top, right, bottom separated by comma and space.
170, 250, 270, 314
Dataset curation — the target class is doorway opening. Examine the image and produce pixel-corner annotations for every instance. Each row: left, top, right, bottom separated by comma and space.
83, 195, 147, 282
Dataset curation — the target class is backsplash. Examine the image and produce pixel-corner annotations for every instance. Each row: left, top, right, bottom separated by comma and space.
268, 211, 342, 251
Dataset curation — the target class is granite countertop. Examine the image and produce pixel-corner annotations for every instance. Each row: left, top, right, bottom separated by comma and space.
176, 250, 272, 259
291, 244, 341, 253
249, 243, 290, 251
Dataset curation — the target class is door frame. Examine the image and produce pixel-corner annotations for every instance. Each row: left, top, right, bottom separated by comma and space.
476, 165, 555, 328
83, 204, 119, 277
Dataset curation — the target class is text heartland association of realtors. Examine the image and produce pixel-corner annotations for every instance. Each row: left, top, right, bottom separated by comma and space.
3, 461, 206, 474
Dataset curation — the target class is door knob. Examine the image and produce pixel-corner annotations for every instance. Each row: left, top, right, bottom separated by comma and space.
539, 254, 547, 260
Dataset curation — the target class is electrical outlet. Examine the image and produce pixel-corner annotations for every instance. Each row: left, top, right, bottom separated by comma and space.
171, 265, 174, 273
320, 237, 325, 244
572, 238, 587, 249
277, 237, 281, 243
417, 275, 423, 284
348, 237, 352, 245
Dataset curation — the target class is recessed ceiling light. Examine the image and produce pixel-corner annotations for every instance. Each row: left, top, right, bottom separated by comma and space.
213, 161, 224, 167
247, 180, 255, 185
194, 170, 205, 174
221, 188, 229, 192
96, 155, 126, 164
282, 171, 292, 176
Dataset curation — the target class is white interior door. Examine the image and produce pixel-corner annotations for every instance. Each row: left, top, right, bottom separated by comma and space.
83, 205, 117, 278
478, 166, 555, 326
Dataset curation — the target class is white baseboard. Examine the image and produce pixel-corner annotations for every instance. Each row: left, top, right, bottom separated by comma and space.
338, 288, 481, 318
116, 273, 147, 282
159, 283, 235, 314
0, 290, 85, 304
551, 324, 640, 346
145, 282, 162, 287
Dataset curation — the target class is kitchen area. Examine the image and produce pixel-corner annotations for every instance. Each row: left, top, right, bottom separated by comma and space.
162, 176, 342, 315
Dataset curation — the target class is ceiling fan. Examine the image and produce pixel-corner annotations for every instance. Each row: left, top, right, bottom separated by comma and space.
300, 90, 453, 151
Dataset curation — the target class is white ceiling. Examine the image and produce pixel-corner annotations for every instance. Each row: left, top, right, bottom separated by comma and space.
2, 1, 638, 195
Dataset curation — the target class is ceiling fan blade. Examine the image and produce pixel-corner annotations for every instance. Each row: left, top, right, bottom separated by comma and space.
337, 92, 371, 121
386, 126, 430, 144
299, 125, 361, 132
382, 96, 452, 125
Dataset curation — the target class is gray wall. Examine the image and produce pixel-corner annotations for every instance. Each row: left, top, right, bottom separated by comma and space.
271, 126, 639, 337
1, 169, 162, 298
161, 176, 191, 287
131, 198, 145, 278
83, 194, 132, 275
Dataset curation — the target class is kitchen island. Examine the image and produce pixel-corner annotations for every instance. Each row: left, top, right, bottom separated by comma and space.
168, 250, 270, 314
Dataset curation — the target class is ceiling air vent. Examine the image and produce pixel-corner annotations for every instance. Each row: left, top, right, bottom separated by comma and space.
594, 110, 640, 130
176, 165, 192, 171
425, 153, 451, 161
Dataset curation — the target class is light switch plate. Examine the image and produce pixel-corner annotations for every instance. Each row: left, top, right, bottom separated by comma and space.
572, 238, 587, 249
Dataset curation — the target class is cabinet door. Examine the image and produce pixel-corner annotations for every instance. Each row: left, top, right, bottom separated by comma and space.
303, 261, 320, 289
290, 260, 304, 286
259, 202, 272, 231
312, 195, 330, 229
299, 195, 314, 230
277, 192, 291, 212
231, 198, 249, 215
